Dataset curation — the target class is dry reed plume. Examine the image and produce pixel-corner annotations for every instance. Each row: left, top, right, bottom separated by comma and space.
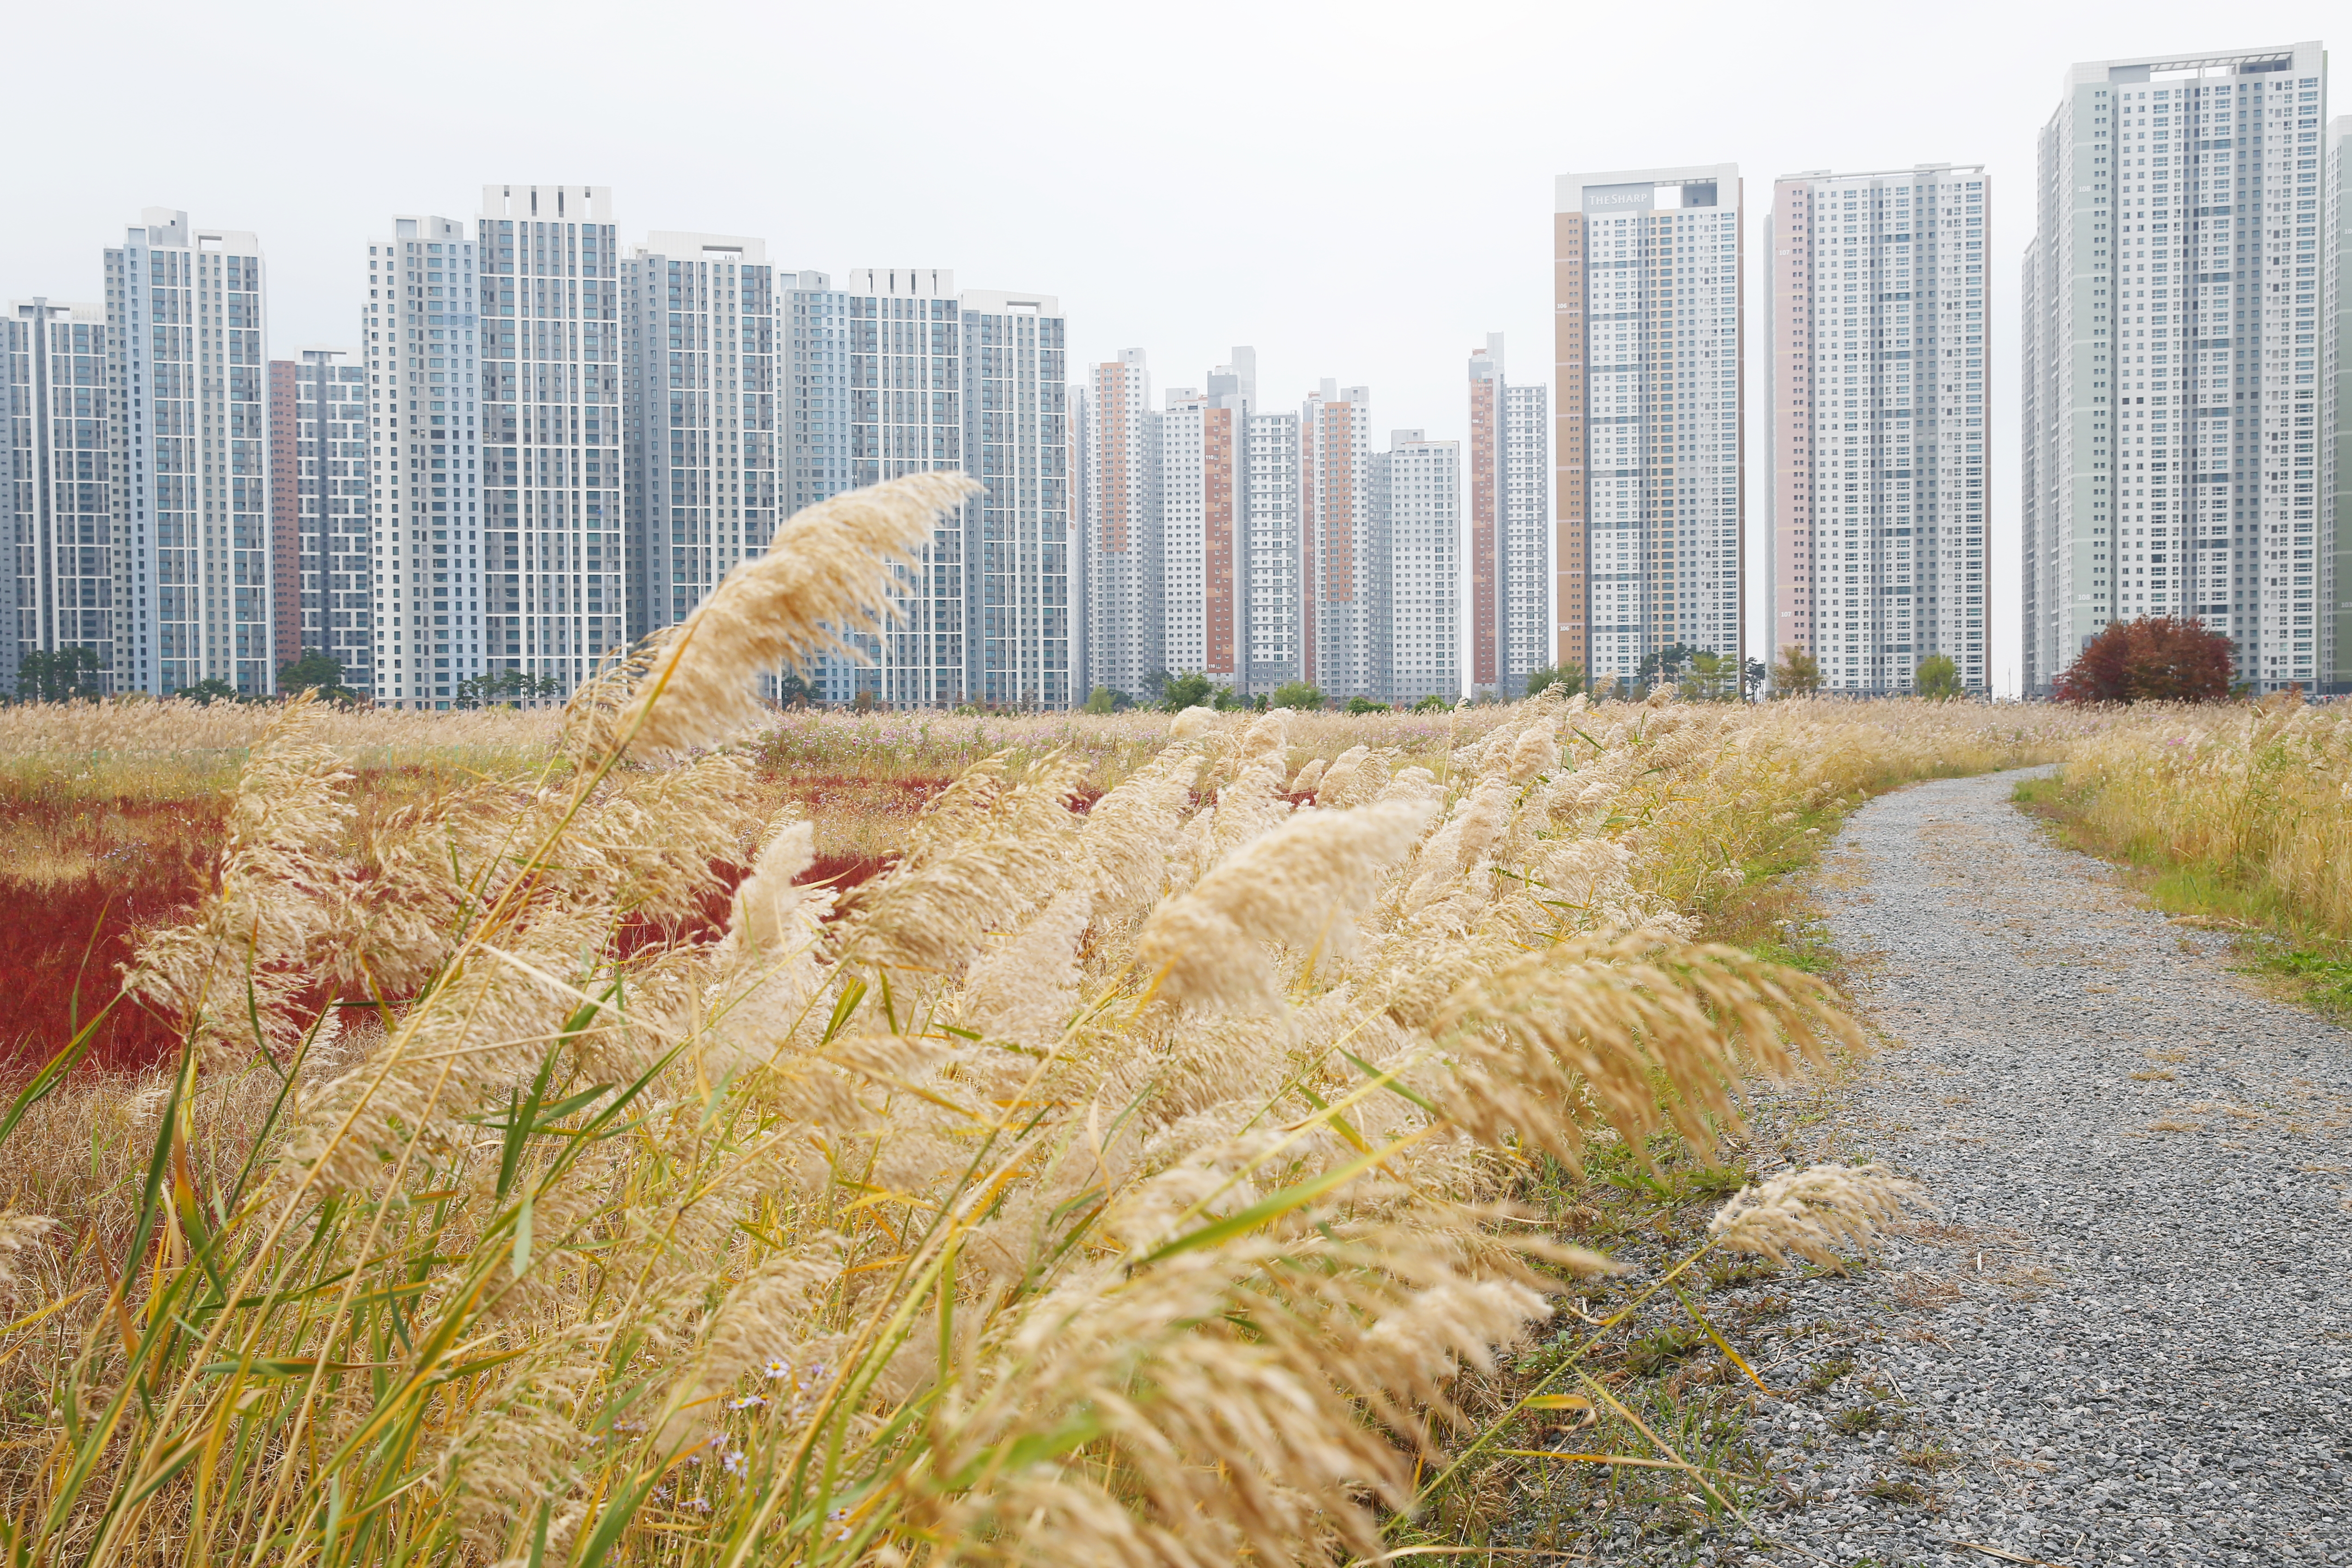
2048, 696, 2352, 940
0, 474, 2093, 1566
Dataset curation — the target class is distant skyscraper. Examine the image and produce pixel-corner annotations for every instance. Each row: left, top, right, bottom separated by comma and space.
1069, 378, 1091, 691
2333, 112, 2352, 693
281, 348, 370, 693
269, 360, 299, 673
1770, 166, 1989, 694
830, 267, 964, 706
367, 214, 484, 710
1467, 339, 1504, 695
1300, 380, 1376, 699
1553, 167, 1743, 693
1503, 378, 1551, 694
2024, 44, 2330, 694
781, 270, 852, 519
107, 210, 272, 697
1467, 333, 1553, 698
624, 234, 775, 640
5, 300, 112, 696
959, 286, 1072, 707
479, 185, 620, 699
1160, 363, 1247, 691
1244, 403, 1301, 692
1377, 429, 1459, 702
1086, 348, 1158, 701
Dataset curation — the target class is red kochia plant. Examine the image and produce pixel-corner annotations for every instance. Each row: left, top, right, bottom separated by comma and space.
2054, 615, 2234, 704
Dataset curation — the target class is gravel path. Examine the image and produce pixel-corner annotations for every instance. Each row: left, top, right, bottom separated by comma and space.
1723, 766, 2352, 1568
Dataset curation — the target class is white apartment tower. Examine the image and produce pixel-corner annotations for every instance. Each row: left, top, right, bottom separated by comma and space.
1769, 166, 1990, 695
2333, 114, 2352, 692
106, 210, 272, 697
1245, 400, 1301, 691
287, 347, 371, 694
1300, 379, 1377, 698
367, 216, 483, 710
1502, 378, 1552, 694
782, 270, 853, 520
1378, 430, 1460, 702
1086, 348, 1158, 701
1553, 167, 1743, 693
1467, 340, 1504, 695
2024, 45, 2330, 694
479, 186, 621, 696
6, 300, 112, 695
624, 234, 776, 639
801, 271, 1071, 708
960, 287, 1072, 707
835, 267, 964, 706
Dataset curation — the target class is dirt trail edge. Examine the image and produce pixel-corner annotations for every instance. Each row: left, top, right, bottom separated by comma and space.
1729, 765, 2352, 1568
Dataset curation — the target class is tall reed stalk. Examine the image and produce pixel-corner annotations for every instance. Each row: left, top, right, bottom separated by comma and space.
0, 477, 2081, 1565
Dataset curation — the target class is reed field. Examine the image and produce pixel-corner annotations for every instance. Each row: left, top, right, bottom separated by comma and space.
0, 474, 2197, 1565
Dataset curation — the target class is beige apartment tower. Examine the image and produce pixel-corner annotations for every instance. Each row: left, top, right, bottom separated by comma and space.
1554, 167, 1743, 694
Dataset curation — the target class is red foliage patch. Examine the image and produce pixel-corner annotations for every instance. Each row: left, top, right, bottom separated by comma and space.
2053, 615, 2234, 704
0, 797, 222, 1074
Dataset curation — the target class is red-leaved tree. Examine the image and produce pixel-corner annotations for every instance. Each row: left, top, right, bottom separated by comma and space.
2053, 615, 2234, 704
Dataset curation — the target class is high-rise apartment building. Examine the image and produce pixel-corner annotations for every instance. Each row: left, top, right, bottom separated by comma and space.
106, 210, 272, 697
1503, 379, 1551, 694
834, 267, 964, 706
1467, 334, 1553, 697
367, 215, 484, 710
1769, 166, 1990, 694
6, 300, 112, 695
282, 348, 370, 692
1085, 348, 1158, 701
1377, 429, 1460, 702
1244, 403, 1301, 691
1300, 380, 1377, 698
960, 288, 1071, 707
268, 361, 299, 672
1468, 339, 1504, 695
624, 234, 776, 640
2333, 114, 2352, 691
823, 270, 969, 705
1160, 365, 1247, 691
781, 270, 853, 520
480, 186, 621, 697
799, 271, 1070, 708
2024, 45, 2331, 694
1554, 167, 1743, 693
1069, 378, 1091, 692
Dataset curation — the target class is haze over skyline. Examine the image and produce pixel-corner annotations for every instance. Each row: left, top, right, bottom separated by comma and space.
1, 0, 2334, 694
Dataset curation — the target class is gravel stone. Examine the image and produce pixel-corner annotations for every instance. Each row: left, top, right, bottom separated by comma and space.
1688, 768, 2352, 1566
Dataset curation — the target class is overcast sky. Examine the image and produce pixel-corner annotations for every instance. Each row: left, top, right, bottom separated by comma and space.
2, 0, 2333, 695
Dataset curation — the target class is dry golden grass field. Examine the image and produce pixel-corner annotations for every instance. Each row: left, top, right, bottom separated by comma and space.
0, 475, 2343, 1566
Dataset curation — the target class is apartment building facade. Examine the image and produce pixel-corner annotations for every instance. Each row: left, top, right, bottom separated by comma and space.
624, 234, 776, 641
107, 211, 273, 697
1769, 165, 1990, 694
1244, 404, 1301, 691
283, 347, 370, 691
477, 186, 619, 700
5, 300, 113, 695
1300, 379, 1378, 698
1083, 347, 1158, 702
2023, 44, 2332, 694
1502, 379, 1551, 693
1377, 430, 1460, 702
1554, 167, 1743, 693
368, 214, 484, 709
